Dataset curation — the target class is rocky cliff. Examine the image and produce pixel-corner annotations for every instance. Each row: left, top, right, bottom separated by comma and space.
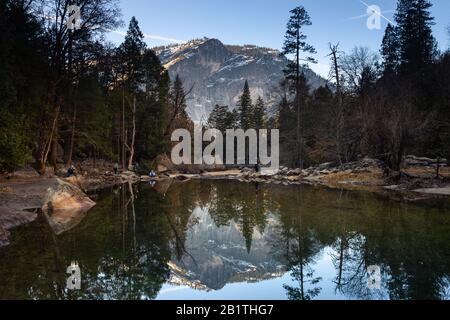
154, 38, 328, 122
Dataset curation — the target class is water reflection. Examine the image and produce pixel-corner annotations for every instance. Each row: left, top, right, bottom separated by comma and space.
0, 180, 449, 300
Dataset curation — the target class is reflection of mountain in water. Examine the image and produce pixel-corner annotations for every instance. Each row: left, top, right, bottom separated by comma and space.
169, 207, 285, 291
0, 180, 448, 300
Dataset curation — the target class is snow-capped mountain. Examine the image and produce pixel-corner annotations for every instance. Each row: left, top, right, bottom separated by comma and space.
154, 38, 328, 122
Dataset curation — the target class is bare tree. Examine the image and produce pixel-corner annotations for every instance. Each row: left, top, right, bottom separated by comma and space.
33, 0, 121, 173
327, 43, 345, 165
340, 47, 379, 94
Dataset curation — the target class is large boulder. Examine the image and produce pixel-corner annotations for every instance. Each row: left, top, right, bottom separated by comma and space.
155, 154, 174, 172
42, 178, 95, 212
41, 179, 96, 235
157, 164, 169, 173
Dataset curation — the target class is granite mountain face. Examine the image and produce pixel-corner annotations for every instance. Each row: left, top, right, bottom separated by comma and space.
154, 38, 328, 122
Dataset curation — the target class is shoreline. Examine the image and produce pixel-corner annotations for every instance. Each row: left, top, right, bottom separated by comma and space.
1, 161, 449, 247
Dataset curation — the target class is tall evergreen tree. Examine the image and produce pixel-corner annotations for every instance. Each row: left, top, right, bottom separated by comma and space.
237, 81, 253, 130
118, 17, 146, 92
167, 75, 189, 130
208, 105, 230, 132
381, 23, 400, 75
253, 96, 267, 130
395, 0, 437, 74
282, 5, 316, 168
136, 49, 170, 164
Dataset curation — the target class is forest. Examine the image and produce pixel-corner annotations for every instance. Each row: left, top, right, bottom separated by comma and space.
0, 0, 449, 177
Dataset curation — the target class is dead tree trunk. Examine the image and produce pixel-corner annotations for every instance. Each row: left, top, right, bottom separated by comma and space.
329, 43, 344, 165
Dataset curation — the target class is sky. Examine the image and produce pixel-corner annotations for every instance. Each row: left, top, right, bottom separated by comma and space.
107, 0, 450, 77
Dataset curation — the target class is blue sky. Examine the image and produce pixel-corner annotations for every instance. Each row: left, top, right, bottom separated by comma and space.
108, 0, 450, 77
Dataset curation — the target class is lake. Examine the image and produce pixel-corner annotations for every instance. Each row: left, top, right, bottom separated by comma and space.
0, 180, 449, 300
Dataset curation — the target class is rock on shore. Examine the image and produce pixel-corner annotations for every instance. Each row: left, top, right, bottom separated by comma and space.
403, 155, 447, 167
40, 178, 97, 236
0, 177, 97, 247
42, 178, 96, 213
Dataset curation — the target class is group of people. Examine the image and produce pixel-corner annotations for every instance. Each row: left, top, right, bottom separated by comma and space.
113, 162, 157, 178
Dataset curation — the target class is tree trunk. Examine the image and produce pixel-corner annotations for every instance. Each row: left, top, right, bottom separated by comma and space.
436, 157, 441, 179
66, 105, 77, 167
127, 96, 136, 170
122, 90, 126, 170
296, 23, 303, 169
330, 44, 344, 166
50, 132, 58, 169
38, 106, 60, 175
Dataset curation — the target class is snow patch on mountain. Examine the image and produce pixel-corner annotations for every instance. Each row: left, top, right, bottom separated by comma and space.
154, 38, 328, 122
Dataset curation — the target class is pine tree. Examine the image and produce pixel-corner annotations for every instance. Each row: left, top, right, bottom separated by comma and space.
253, 96, 267, 130
381, 23, 400, 75
282, 6, 317, 83
282, 5, 316, 168
229, 109, 239, 129
278, 97, 295, 167
395, 0, 437, 74
118, 17, 147, 92
116, 17, 148, 169
237, 81, 253, 130
208, 105, 238, 132
136, 49, 170, 163
208, 105, 229, 132
168, 75, 189, 126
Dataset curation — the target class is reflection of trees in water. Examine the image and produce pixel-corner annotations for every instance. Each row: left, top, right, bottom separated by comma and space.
281, 230, 322, 300
265, 185, 450, 300
207, 182, 268, 253
0, 180, 449, 300
270, 190, 323, 300
0, 183, 176, 300
325, 191, 450, 300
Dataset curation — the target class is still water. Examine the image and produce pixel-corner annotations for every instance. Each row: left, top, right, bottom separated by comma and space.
0, 180, 449, 300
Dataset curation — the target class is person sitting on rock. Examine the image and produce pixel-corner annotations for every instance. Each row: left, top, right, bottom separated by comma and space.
149, 170, 157, 178
67, 165, 76, 177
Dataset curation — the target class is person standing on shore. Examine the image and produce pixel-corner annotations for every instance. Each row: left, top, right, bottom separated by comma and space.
113, 163, 119, 175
